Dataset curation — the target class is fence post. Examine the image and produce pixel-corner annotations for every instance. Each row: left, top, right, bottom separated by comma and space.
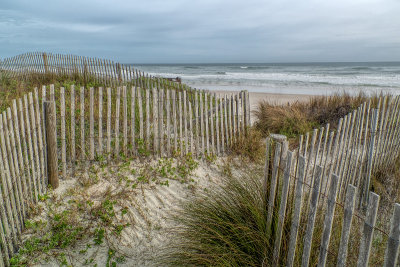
266, 142, 282, 233
42, 52, 49, 74
44, 101, 59, 189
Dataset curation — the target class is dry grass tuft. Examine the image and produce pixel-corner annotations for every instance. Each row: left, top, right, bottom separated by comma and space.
254, 101, 315, 138
230, 128, 265, 163
254, 91, 383, 139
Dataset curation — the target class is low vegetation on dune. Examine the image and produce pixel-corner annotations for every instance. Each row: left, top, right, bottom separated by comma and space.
254, 91, 380, 139
0, 73, 104, 112
162, 159, 270, 267
10, 154, 199, 266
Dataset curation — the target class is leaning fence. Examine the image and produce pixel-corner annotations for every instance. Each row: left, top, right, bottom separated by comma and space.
264, 95, 400, 266
0, 82, 249, 266
291, 95, 400, 207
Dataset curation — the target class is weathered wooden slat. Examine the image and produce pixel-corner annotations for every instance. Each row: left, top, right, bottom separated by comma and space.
337, 185, 357, 267
195, 91, 199, 156
159, 88, 164, 156
178, 91, 183, 155
209, 94, 215, 153
317, 174, 339, 267
215, 93, 220, 155
227, 95, 232, 146
262, 137, 271, 200
362, 109, 378, 206
115, 87, 121, 157
70, 85, 76, 163
153, 86, 159, 155
23, 95, 38, 203
107, 87, 112, 159
80, 87, 85, 160
130, 86, 136, 155
89, 87, 94, 160
146, 88, 150, 151
220, 94, 225, 154
98, 87, 103, 155
348, 104, 365, 185
189, 102, 194, 155
199, 91, 204, 155
28, 93, 42, 197
373, 96, 387, 169
123, 86, 128, 156
266, 142, 282, 231
166, 89, 171, 156
241, 91, 246, 135
58, 87, 66, 179
205, 93, 210, 153
273, 151, 294, 264
138, 87, 144, 142
338, 110, 357, 196
383, 203, 400, 267
172, 90, 178, 153
356, 101, 371, 188
224, 96, 229, 152
286, 155, 307, 267
232, 95, 236, 142
357, 192, 380, 267
301, 165, 323, 267
34, 87, 45, 189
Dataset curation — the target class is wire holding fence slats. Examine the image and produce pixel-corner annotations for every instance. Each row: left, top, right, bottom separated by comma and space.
264, 137, 400, 266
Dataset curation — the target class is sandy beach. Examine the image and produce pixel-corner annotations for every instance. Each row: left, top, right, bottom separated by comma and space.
215, 91, 314, 123
216, 91, 313, 107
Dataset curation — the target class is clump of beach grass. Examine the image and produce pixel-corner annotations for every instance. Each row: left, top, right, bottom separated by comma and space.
161, 159, 274, 267
254, 91, 382, 140
229, 128, 265, 163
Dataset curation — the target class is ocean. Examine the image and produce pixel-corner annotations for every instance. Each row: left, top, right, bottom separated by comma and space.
134, 62, 400, 95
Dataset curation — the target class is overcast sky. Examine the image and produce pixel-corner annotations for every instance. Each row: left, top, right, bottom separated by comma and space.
1, 0, 400, 63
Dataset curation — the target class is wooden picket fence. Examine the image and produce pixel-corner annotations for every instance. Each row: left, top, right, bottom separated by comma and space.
265, 139, 400, 266
0, 91, 48, 267
264, 95, 400, 266
290, 95, 400, 207
0, 82, 249, 266
48, 84, 250, 165
1, 52, 158, 87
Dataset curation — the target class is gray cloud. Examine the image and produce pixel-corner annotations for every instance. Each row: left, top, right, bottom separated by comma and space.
1, 0, 400, 63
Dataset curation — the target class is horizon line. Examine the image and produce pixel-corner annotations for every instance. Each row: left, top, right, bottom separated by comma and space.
128, 60, 400, 65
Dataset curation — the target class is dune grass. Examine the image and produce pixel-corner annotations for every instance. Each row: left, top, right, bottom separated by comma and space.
254, 91, 381, 140
162, 159, 272, 267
